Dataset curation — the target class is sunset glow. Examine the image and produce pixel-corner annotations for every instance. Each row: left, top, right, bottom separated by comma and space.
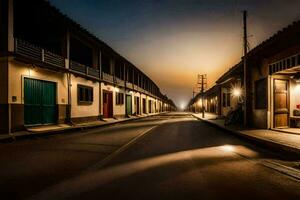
49, 0, 300, 107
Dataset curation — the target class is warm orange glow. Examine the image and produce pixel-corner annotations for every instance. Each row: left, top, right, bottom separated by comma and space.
220, 145, 235, 152
232, 88, 242, 97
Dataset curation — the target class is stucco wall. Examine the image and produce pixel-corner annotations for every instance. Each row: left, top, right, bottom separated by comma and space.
250, 59, 269, 129
71, 75, 99, 118
8, 60, 68, 105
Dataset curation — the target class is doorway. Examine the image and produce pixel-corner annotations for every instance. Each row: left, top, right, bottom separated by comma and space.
24, 78, 57, 126
273, 79, 289, 128
126, 95, 132, 116
103, 90, 113, 118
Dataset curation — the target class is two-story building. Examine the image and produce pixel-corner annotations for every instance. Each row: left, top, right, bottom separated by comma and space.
0, 0, 175, 134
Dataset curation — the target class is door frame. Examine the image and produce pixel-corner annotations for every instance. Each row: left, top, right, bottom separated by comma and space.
273, 78, 290, 128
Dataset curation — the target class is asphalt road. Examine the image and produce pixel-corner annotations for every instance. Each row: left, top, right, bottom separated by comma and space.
0, 113, 299, 200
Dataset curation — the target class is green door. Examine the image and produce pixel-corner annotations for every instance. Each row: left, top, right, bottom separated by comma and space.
24, 78, 57, 125
126, 95, 132, 116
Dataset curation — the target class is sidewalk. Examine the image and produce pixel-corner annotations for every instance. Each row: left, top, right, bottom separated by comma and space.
192, 113, 300, 156
0, 113, 162, 143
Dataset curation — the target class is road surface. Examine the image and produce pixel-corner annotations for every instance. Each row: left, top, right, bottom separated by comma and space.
0, 113, 299, 199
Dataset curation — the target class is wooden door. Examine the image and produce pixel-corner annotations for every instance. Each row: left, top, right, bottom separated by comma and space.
103, 90, 113, 118
274, 79, 289, 128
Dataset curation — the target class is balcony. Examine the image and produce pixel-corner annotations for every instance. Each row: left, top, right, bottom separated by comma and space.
44, 50, 65, 68
15, 38, 65, 68
70, 61, 87, 74
115, 77, 125, 86
87, 67, 100, 78
126, 82, 134, 89
103, 73, 114, 83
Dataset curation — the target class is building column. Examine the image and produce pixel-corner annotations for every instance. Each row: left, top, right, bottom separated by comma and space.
0, 0, 14, 134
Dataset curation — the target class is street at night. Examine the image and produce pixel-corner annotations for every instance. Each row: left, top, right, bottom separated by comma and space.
1, 0, 300, 199
0, 113, 299, 199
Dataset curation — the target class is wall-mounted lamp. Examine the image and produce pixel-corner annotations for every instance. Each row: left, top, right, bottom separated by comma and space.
232, 87, 242, 97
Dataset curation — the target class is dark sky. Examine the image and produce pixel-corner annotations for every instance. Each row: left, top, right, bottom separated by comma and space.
49, 0, 300, 107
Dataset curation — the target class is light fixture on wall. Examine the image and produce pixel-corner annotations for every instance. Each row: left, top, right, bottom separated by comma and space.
232, 87, 242, 97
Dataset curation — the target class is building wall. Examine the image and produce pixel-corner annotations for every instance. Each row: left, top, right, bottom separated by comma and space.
250, 44, 300, 129
114, 87, 126, 117
8, 60, 68, 129
71, 75, 100, 122
249, 58, 269, 129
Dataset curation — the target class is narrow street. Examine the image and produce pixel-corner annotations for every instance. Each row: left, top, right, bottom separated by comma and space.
0, 113, 299, 199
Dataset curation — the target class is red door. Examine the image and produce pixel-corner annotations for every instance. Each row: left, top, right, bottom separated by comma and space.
103, 90, 113, 118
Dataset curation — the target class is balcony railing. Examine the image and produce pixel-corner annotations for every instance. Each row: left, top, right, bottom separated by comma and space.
15, 39, 42, 61
103, 73, 114, 83
70, 61, 87, 74
115, 77, 125, 86
126, 82, 133, 89
44, 50, 65, 68
87, 67, 100, 78
14, 40, 161, 97
15, 38, 65, 68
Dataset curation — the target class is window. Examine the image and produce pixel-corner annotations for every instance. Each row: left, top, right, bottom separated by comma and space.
227, 93, 231, 107
116, 92, 124, 105
222, 93, 226, 107
78, 85, 93, 104
255, 78, 267, 109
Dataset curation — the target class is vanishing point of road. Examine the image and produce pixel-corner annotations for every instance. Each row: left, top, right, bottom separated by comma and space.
0, 113, 299, 200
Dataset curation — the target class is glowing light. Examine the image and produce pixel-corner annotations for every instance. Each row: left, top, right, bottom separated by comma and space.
115, 87, 120, 93
221, 145, 235, 152
295, 84, 300, 93
180, 103, 185, 110
232, 88, 242, 97
197, 99, 202, 107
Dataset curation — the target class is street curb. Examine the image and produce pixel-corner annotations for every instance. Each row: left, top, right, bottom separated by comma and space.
0, 113, 165, 143
192, 115, 300, 157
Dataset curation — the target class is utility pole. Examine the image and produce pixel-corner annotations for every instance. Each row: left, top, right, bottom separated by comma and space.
198, 74, 207, 118
243, 10, 248, 127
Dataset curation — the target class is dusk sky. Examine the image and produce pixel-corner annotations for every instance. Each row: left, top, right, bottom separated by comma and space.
49, 0, 300, 107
